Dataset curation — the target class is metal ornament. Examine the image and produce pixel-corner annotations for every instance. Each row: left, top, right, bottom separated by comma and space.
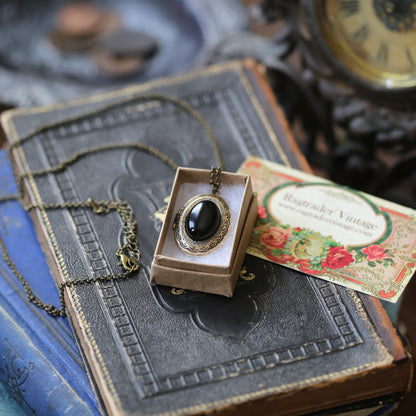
173, 167, 231, 255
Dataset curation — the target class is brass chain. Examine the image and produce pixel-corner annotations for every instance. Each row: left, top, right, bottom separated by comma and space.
8, 92, 224, 170
210, 166, 223, 195
0, 92, 224, 317
17, 142, 179, 210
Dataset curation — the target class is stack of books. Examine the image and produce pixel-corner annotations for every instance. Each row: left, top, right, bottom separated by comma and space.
0, 61, 412, 416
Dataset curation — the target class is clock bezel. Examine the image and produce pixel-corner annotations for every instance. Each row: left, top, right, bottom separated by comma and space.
300, 0, 416, 107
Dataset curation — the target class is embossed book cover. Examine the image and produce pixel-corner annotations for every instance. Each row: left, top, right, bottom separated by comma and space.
2, 61, 412, 416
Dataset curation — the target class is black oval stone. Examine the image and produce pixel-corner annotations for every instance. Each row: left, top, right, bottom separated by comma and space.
185, 200, 221, 241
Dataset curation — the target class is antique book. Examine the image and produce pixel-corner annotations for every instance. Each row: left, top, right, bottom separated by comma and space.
0, 149, 100, 415
2, 60, 412, 416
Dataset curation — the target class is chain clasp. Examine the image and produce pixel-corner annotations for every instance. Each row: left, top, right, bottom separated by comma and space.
88, 198, 111, 214
116, 250, 139, 272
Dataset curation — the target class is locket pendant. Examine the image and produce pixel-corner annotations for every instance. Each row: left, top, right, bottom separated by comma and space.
173, 167, 231, 255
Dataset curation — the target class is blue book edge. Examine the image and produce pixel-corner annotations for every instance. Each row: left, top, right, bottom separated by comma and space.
0, 149, 100, 415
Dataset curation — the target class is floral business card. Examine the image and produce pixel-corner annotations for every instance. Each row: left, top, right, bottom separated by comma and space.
238, 156, 416, 303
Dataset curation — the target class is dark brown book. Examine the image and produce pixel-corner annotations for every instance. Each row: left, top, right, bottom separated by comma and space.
2, 60, 412, 416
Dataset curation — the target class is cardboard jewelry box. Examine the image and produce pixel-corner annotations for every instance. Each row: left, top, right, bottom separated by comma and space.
150, 167, 258, 296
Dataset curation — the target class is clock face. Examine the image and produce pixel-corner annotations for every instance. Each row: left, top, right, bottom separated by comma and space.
303, 0, 416, 102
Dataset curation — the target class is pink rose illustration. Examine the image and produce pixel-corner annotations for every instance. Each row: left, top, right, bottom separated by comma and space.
267, 253, 279, 263
266, 253, 296, 265
290, 259, 323, 275
279, 254, 295, 264
257, 206, 267, 219
261, 227, 290, 250
362, 245, 386, 261
322, 246, 354, 269
266, 254, 295, 264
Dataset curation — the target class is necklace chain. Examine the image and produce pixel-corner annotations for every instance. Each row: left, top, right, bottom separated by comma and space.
0, 93, 224, 317
210, 166, 223, 195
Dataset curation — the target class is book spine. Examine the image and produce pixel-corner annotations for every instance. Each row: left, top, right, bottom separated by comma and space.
0, 149, 99, 415
0, 297, 96, 416
0, 272, 96, 415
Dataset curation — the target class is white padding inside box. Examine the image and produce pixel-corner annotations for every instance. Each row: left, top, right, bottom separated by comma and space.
161, 181, 245, 267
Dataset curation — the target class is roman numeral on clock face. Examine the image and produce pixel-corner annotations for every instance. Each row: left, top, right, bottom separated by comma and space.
376, 42, 388, 64
340, 0, 360, 17
406, 48, 415, 69
352, 24, 369, 44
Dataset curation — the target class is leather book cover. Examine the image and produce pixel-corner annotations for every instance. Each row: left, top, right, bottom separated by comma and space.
2, 61, 412, 416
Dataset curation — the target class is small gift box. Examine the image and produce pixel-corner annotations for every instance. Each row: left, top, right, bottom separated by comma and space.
150, 167, 257, 297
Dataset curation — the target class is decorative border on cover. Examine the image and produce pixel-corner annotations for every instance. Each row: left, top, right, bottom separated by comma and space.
37, 127, 160, 397
148, 276, 361, 396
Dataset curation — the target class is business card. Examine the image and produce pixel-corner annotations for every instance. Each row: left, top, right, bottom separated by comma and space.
238, 156, 416, 303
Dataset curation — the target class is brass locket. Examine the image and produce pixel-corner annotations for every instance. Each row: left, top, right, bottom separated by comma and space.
172, 167, 231, 255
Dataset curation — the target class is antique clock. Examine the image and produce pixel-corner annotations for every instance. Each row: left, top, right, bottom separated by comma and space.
300, 0, 416, 107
